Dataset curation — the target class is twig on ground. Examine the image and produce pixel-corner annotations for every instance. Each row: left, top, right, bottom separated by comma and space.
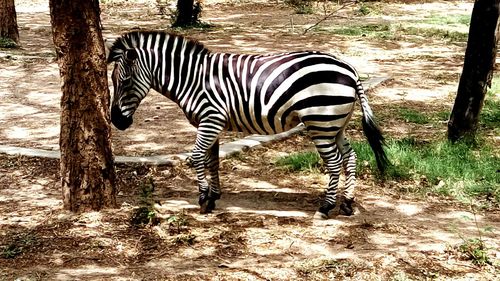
303, 1, 358, 35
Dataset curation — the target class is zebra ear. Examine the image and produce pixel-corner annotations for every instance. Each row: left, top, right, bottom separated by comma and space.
104, 38, 116, 63
104, 38, 122, 63
125, 49, 138, 62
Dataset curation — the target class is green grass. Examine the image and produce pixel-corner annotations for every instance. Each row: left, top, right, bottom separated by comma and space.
324, 22, 468, 42
296, 259, 356, 279
482, 75, 500, 132
481, 98, 500, 132
285, 0, 314, 14
276, 138, 499, 205
0, 37, 17, 48
130, 176, 159, 226
1, 233, 38, 259
436, 110, 451, 122
353, 138, 500, 205
402, 26, 468, 42
457, 238, 492, 266
397, 108, 430, 124
328, 24, 393, 39
422, 14, 470, 26
275, 151, 322, 172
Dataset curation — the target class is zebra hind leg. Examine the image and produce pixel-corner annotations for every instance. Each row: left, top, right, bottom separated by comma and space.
200, 139, 221, 214
336, 135, 357, 216
312, 140, 343, 219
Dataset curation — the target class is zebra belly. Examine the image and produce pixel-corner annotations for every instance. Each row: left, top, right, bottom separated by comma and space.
223, 80, 356, 135
266, 83, 356, 135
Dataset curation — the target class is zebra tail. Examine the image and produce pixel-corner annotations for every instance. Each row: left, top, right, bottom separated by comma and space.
356, 80, 389, 173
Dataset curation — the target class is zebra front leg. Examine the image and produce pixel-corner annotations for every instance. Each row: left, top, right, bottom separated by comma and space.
200, 139, 221, 214
191, 146, 210, 212
192, 120, 224, 214
313, 141, 343, 219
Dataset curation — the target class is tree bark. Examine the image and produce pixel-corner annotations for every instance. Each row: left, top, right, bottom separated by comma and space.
49, 0, 116, 212
0, 0, 20, 45
448, 0, 500, 142
173, 0, 195, 27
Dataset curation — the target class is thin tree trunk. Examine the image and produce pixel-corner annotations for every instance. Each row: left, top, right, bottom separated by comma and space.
173, 0, 195, 27
448, 0, 500, 142
49, 0, 116, 212
0, 0, 20, 45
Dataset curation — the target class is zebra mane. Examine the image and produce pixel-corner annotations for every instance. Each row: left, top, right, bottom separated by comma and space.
106, 30, 208, 63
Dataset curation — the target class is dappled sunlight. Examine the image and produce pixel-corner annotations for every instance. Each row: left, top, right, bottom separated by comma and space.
224, 207, 309, 218
156, 199, 198, 212
3, 0, 499, 279
4, 125, 59, 140
0, 104, 39, 119
436, 210, 484, 221
26, 91, 60, 107
55, 266, 120, 280
238, 178, 300, 194
395, 203, 423, 216
0, 179, 60, 227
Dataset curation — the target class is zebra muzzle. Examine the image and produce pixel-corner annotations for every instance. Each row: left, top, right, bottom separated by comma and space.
111, 105, 133, 130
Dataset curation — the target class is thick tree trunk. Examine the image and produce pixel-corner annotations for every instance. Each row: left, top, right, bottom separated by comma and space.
49, 0, 116, 212
173, 0, 195, 27
448, 0, 500, 142
0, 0, 20, 45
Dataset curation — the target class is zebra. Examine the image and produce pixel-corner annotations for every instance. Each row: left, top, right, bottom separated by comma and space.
107, 30, 388, 219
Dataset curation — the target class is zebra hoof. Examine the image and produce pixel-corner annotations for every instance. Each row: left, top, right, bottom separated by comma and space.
313, 211, 329, 220
340, 199, 355, 216
200, 199, 216, 214
185, 156, 194, 167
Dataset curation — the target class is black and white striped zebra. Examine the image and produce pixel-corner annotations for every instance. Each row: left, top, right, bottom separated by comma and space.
107, 31, 388, 219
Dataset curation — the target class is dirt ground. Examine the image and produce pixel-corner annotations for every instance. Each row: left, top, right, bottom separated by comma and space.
1, 0, 499, 280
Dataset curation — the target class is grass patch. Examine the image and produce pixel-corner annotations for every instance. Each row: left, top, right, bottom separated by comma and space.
1, 233, 38, 259
435, 110, 451, 122
324, 23, 468, 42
0, 37, 17, 48
353, 138, 500, 205
456, 238, 492, 266
481, 98, 500, 132
397, 108, 430, 124
402, 26, 468, 42
422, 13, 470, 26
275, 137, 499, 205
482, 75, 500, 132
166, 212, 189, 234
296, 258, 357, 279
130, 176, 160, 226
275, 151, 322, 172
285, 0, 314, 14
328, 23, 393, 39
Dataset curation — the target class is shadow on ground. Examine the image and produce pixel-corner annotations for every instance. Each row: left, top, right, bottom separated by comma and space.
1, 134, 498, 280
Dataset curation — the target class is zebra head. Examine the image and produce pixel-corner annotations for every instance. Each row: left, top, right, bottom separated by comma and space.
109, 49, 140, 130
107, 34, 152, 131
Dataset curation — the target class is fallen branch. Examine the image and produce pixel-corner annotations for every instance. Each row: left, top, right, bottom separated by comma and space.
303, 1, 358, 35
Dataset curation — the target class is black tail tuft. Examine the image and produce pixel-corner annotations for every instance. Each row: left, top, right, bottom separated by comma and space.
362, 115, 389, 173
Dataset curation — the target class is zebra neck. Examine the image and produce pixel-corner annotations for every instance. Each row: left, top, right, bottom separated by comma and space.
152, 51, 207, 110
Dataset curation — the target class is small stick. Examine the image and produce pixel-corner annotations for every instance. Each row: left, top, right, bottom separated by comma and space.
303, 1, 358, 35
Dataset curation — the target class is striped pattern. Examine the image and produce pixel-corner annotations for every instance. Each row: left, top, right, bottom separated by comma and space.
107, 31, 388, 218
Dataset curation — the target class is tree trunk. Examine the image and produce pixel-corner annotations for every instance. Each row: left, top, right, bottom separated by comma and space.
49, 0, 116, 212
448, 0, 500, 142
0, 0, 20, 46
173, 0, 195, 27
